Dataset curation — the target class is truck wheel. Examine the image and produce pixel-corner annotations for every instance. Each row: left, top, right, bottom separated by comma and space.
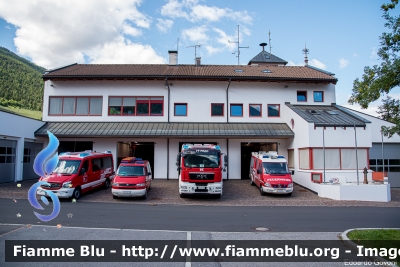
72, 187, 81, 200
215, 194, 222, 199
250, 176, 255, 186
259, 186, 266, 196
113, 195, 118, 199
179, 193, 186, 198
287, 192, 292, 196
104, 178, 110, 189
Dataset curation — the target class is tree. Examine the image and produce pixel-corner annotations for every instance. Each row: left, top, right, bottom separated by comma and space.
348, 0, 400, 137
377, 96, 400, 136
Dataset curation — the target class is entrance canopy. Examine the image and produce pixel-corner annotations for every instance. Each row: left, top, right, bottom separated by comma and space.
35, 122, 294, 139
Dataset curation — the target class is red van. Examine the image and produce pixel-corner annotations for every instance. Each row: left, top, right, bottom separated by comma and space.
37, 151, 114, 199
111, 157, 152, 199
250, 151, 293, 196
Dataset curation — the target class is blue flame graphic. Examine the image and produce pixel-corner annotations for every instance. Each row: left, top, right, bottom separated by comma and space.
33, 131, 59, 178
28, 131, 61, 222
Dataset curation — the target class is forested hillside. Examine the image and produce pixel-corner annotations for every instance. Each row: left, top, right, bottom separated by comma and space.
0, 47, 45, 111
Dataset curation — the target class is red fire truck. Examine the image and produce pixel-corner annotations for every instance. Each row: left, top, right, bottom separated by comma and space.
176, 144, 227, 198
250, 151, 293, 196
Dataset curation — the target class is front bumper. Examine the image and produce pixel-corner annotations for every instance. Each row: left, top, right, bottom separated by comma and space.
112, 188, 146, 197
179, 181, 222, 195
261, 186, 293, 194
37, 188, 74, 198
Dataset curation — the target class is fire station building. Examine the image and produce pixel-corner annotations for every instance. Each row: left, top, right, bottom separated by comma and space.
33, 48, 400, 198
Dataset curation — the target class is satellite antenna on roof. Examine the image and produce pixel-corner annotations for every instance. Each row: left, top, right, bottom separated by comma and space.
228, 25, 249, 65
186, 44, 201, 63
302, 43, 309, 66
268, 30, 272, 54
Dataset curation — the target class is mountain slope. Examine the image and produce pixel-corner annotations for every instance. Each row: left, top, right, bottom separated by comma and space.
0, 47, 45, 111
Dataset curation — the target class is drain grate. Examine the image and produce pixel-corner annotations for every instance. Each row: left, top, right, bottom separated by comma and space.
254, 227, 270, 232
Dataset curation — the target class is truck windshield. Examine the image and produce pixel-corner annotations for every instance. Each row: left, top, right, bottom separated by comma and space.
262, 162, 289, 174
53, 160, 81, 174
117, 166, 144, 176
183, 150, 220, 168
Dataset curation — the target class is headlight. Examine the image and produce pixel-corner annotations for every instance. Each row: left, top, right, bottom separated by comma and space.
62, 181, 72, 188
112, 183, 119, 186
181, 186, 187, 189
264, 182, 271, 187
288, 183, 293, 188
136, 183, 145, 187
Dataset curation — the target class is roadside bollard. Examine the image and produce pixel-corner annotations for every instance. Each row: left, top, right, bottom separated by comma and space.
363, 167, 368, 184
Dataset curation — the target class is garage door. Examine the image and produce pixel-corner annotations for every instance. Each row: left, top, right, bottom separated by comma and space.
23, 142, 43, 180
0, 139, 16, 183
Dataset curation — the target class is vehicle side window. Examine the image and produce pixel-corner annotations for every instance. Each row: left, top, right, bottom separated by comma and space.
81, 160, 88, 173
91, 158, 101, 172
147, 163, 151, 174
258, 164, 263, 174
103, 156, 112, 169
250, 158, 254, 168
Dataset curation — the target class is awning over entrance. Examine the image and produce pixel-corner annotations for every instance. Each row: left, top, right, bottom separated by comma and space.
35, 122, 294, 139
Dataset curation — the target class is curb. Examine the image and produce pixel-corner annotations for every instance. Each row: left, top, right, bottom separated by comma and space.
341, 228, 399, 267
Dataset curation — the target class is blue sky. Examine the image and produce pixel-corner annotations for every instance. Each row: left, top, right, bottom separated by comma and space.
0, 0, 398, 115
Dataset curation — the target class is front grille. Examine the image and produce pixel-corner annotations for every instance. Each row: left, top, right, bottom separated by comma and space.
189, 173, 215, 180
272, 184, 287, 188
42, 183, 61, 189
119, 183, 136, 186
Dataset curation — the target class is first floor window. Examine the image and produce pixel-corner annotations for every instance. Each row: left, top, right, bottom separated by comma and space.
49, 97, 102, 116
314, 91, 324, 102
299, 149, 310, 169
268, 104, 280, 117
288, 150, 294, 168
211, 103, 224, 116
297, 91, 307, 102
109, 97, 163, 116
174, 103, 187, 116
249, 104, 262, 117
230, 104, 243, 117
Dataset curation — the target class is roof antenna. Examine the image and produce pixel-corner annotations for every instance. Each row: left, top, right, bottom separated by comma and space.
302, 43, 309, 66
268, 30, 272, 54
228, 25, 249, 65
186, 44, 201, 64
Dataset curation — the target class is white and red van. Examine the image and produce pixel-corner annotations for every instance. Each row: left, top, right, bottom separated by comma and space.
37, 151, 114, 199
250, 151, 293, 196
111, 157, 152, 199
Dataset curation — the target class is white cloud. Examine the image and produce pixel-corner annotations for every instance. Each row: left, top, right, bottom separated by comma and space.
287, 60, 304, 66
0, 0, 164, 68
5, 25, 11, 30
309, 59, 326, 70
213, 28, 236, 50
204, 45, 223, 55
182, 26, 208, 43
339, 58, 350, 68
370, 47, 378, 59
156, 18, 174, 33
161, 0, 252, 24
353, 53, 359, 57
341, 103, 380, 117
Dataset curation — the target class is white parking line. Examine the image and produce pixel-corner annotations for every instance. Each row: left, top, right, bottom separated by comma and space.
185, 231, 191, 267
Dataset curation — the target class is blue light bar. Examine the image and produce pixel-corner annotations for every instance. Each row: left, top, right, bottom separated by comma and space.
135, 161, 145, 164
215, 146, 221, 150
183, 145, 189, 149
135, 158, 142, 160
263, 156, 269, 158
79, 153, 90, 157
277, 156, 285, 158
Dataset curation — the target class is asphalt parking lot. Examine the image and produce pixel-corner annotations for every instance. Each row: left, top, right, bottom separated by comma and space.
1, 179, 399, 207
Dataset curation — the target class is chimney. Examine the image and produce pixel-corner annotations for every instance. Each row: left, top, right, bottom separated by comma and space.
195, 57, 201, 67
168, 50, 178, 65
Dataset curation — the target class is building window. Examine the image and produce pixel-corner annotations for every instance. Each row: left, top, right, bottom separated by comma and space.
230, 104, 243, 117
174, 103, 187, 116
297, 91, 307, 102
109, 97, 163, 116
313, 149, 340, 169
314, 91, 324, 102
299, 148, 310, 169
288, 149, 294, 168
368, 158, 400, 172
249, 104, 262, 117
0, 146, 15, 163
211, 103, 224, 116
268, 104, 280, 117
49, 97, 103, 116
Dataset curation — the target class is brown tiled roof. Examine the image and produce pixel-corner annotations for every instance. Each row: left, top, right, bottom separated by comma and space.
43, 64, 337, 83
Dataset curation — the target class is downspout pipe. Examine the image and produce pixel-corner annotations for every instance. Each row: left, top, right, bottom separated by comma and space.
166, 77, 170, 123
226, 78, 231, 123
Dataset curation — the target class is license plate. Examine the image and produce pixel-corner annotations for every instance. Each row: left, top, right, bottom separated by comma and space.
277, 189, 284, 192
123, 191, 131, 194
197, 186, 206, 190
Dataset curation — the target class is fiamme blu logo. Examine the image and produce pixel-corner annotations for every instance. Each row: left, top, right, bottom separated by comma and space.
28, 131, 61, 222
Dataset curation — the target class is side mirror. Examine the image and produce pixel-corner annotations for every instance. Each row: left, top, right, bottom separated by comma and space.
223, 167, 226, 172
80, 168, 86, 175
147, 172, 151, 176
257, 170, 260, 174
291, 170, 295, 175
176, 153, 181, 167
224, 154, 228, 167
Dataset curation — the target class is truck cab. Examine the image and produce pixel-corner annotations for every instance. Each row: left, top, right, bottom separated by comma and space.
250, 151, 293, 196
177, 144, 227, 198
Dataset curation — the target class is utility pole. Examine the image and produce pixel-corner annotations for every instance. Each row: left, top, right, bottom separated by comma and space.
228, 25, 249, 65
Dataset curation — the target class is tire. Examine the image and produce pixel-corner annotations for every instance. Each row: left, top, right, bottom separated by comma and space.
179, 193, 186, 198
215, 194, 221, 199
104, 178, 110, 189
142, 189, 148, 199
112, 195, 118, 199
250, 176, 255, 186
259, 185, 266, 196
72, 187, 81, 200
287, 192, 292, 196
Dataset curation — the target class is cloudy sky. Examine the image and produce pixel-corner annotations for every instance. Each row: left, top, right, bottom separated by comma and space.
0, 0, 399, 116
